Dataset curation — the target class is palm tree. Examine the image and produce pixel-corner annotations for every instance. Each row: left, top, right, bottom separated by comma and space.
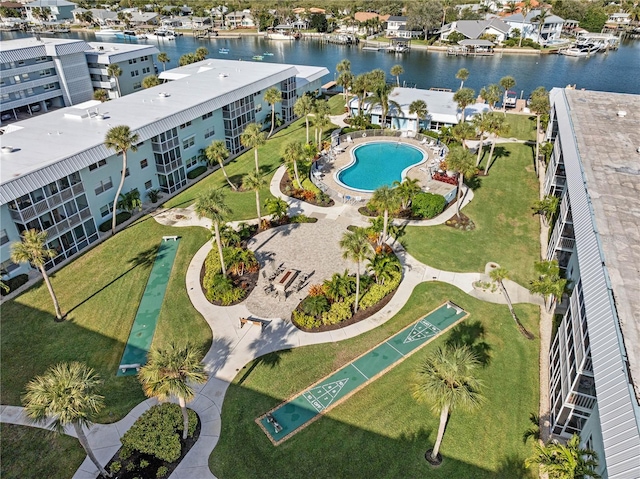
93, 89, 109, 102
453, 87, 475, 123
367, 82, 402, 130
490, 267, 533, 339
525, 434, 601, 479
412, 345, 484, 463
157, 52, 170, 71
370, 186, 401, 245
484, 113, 509, 174
23, 362, 110, 477
452, 122, 476, 149
195, 189, 231, 276
117, 189, 142, 215
104, 125, 139, 235
337, 70, 354, 108
522, 412, 541, 444
243, 171, 267, 228
138, 342, 208, 440
195, 46, 208, 61
479, 84, 502, 111
336, 58, 351, 75
499, 76, 516, 115
323, 270, 355, 303
315, 112, 331, 152
283, 141, 304, 187
531, 195, 559, 227
264, 87, 282, 138
240, 123, 266, 174
408, 99, 428, 133
529, 260, 567, 312
106, 64, 122, 98
312, 99, 330, 149
294, 95, 314, 143
455, 68, 469, 90
205, 140, 237, 191
339, 228, 371, 313
471, 113, 492, 166
390, 64, 404, 87
518, 0, 532, 48
367, 253, 401, 285
352, 74, 368, 117
142, 74, 160, 89
529, 86, 550, 174
446, 146, 476, 219
532, 8, 551, 44
11, 229, 62, 320
393, 177, 421, 210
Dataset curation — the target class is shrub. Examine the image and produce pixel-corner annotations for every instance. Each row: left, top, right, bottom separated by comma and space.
119, 446, 132, 460
147, 188, 161, 203
157, 466, 169, 478
109, 461, 122, 473
360, 271, 402, 310
187, 165, 207, 179
0, 274, 28, 296
301, 190, 316, 202
307, 284, 326, 297
293, 309, 322, 329
203, 272, 245, 305
126, 462, 136, 472
290, 214, 317, 223
411, 192, 446, 219
301, 295, 330, 316
321, 296, 354, 325
98, 211, 131, 232
140, 459, 149, 469
121, 403, 197, 463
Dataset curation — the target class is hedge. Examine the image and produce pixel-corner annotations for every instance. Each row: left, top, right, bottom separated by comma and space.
411, 192, 446, 219
98, 211, 131, 232
0, 273, 28, 296
187, 165, 207, 179
359, 271, 402, 310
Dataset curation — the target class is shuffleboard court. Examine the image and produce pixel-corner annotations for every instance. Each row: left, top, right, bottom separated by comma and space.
257, 302, 467, 445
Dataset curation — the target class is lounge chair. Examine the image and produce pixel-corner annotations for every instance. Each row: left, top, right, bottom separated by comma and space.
346, 135, 353, 143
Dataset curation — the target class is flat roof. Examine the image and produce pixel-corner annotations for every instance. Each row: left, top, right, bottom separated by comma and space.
85, 41, 160, 63
564, 89, 640, 398
0, 59, 328, 203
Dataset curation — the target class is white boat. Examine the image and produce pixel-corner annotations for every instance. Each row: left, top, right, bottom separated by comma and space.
95, 27, 123, 38
123, 30, 145, 39
147, 29, 175, 40
561, 47, 588, 57
266, 26, 295, 40
219, 48, 229, 54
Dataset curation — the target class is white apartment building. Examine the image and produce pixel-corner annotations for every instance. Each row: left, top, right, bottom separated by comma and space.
0, 59, 328, 279
544, 88, 640, 478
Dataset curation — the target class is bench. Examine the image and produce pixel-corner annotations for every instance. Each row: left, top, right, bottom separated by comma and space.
266, 413, 283, 434
162, 235, 179, 241
240, 317, 266, 330
119, 363, 141, 373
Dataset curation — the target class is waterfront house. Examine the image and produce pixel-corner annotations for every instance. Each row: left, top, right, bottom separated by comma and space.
225, 10, 254, 29
24, 0, 76, 23
439, 18, 510, 43
72, 8, 117, 25
503, 9, 565, 44
386, 16, 408, 37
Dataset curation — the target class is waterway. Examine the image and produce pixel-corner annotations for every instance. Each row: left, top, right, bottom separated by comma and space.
3, 31, 639, 96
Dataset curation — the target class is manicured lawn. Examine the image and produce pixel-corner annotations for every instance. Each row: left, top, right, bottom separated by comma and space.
403, 143, 540, 285
0, 424, 86, 479
504, 114, 537, 141
0, 218, 212, 422
210, 282, 539, 479
163, 95, 344, 220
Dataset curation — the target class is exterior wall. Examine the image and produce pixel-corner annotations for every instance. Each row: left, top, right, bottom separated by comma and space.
0, 55, 65, 112
52, 50, 93, 105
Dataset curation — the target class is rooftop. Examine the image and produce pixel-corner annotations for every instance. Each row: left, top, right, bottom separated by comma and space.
85, 41, 160, 63
0, 59, 328, 204
564, 89, 640, 399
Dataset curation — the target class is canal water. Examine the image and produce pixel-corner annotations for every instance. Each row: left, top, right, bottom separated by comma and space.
2, 31, 639, 96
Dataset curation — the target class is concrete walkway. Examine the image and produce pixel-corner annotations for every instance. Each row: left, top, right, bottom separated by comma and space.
1, 166, 543, 479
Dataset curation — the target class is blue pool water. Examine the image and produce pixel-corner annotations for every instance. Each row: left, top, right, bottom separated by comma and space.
337, 142, 425, 192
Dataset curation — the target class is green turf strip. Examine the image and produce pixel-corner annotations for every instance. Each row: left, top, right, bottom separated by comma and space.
258, 302, 467, 444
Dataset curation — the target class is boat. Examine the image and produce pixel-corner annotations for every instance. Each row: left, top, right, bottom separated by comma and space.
123, 30, 146, 39
266, 26, 295, 40
262, 52, 274, 56
504, 90, 518, 108
252, 55, 264, 61
219, 48, 229, 54
147, 29, 175, 40
560, 47, 589, 57
95, 27, 124, 38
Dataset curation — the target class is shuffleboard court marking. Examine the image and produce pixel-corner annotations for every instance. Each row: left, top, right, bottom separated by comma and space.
256, 301, 468, 446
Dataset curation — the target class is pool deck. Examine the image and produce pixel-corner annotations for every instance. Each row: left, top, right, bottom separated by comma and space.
314, 136, 456, 202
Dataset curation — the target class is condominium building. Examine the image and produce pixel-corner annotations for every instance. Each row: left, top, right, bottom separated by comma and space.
545, 88, 640, 478
0, 37, 159, 119
0, 59, 328, 278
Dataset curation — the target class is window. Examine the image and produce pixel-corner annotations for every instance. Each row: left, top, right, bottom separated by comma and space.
128, 58, 137, 64
179, 121, 192, 129
0, 259, 19, 276
88, 159, 107, 171
144, 180, 152, 189
142, 67, 150, 74
133, 82, 141, 90
182, 135, 195, 150
36, 56, 48, 62
140, 159, 148, 169
94, 177, 113, 195
186, 155, 198, 168
39, 69, 51, 77
130, 70, 139, 77
202, 111, 213, 120
0, 229, 9, 246
255, 104, 262, 112
99, 204, 112, 217
204, 127, 215, 139
121, 168, 130, 177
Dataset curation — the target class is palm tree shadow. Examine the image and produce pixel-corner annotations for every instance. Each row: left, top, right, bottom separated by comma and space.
64, 246, 158, 319
238, 321, 295, 385
445, 320, 492, 367
203, 336, 233, 375
495, 454, 529, 478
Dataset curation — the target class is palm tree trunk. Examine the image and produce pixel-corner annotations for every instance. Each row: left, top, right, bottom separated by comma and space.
268, 107, 275, 138
431, 404, 449, 461
397, 76, 400, 87
305, 116, 309, 143
220, 163, 237, 191
213, 222, 226, 276
255, 190, 262, 228
382, 209, 389, 245
499, 280, 533, 339
485, 140, 497, 174
111, 153, 127, 235
535, 114, 541, 177
254, 148, 259, 174
354, 262, 360, 313
74, 423, 110, 477
293, 160, 301, 188
115, 77, 121, 98
179, 396, 189, 440
456, 174, 463, 219
39, 265, 62, 320
317, 127, 323, 152
476, 131, 484, 167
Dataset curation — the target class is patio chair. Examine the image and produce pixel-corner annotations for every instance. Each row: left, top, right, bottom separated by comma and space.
337, 192, 344, 202
346, 135, 353, 143
355, 196, 362, 203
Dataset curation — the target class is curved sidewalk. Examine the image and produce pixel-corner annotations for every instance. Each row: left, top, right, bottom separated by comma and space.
1, 172, 541, 479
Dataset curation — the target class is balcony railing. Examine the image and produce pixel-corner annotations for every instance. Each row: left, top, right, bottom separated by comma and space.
567, 392, 596, 411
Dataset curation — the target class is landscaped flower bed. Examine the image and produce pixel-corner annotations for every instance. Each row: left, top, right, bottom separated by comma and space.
432, 172, 458, 185
280, 171, 334, 207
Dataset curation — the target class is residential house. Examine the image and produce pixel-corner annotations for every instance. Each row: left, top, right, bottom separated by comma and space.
225, 10, 254, 29
24, 0, 76, 22
72, 8, 117, 25
503, 9, 565, 44
440, 18, 511, 43
386, 15, 406, 36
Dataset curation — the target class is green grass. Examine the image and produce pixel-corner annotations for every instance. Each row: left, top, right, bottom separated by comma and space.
0, 218, 212, 422
504, 114, 537, 141
403, 143, 539, 285
210, 282, 539, 479
163, 95, 344, 219
0, 424, 86, 479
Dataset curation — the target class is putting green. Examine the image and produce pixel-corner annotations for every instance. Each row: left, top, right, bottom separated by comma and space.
116, 238, 180, 376
257, 302, 468, 445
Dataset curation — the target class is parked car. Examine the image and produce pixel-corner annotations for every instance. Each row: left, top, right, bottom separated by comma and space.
1, 112, 12, 121
30, 104, 41, 112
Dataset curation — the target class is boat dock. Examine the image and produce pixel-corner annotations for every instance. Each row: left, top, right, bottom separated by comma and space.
325, 34, 358, 45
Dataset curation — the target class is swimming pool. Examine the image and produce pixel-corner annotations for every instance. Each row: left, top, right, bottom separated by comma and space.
336, 141, 426, 192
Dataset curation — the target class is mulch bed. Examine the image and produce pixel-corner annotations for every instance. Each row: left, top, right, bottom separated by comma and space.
199, 261, 259, 307
99, 412, 201, 479
291, 286, 399, 333
444, 212, 476, 230
280, 171, 335, 207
